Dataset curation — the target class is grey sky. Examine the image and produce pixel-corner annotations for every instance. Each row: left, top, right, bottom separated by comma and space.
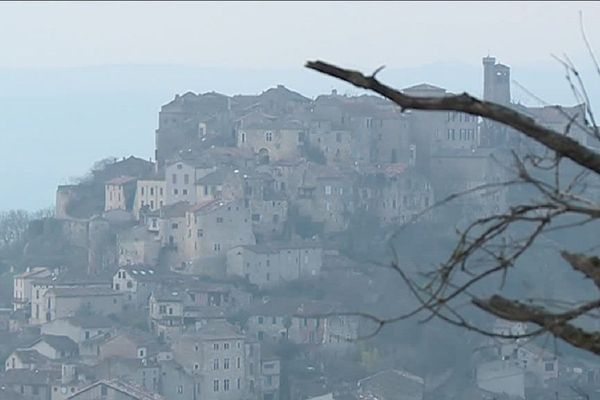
1, 1, 599, 69
1, 1, 600, 212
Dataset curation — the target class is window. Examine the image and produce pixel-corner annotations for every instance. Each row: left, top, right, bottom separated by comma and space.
214, 243, 221, 252
174, 188, 178, 195
85, 331, 90, 339
168, 307, 173, 315
159, 305, 166, 314
237, 378, 241, 389
171, 223, 178, 229
177, 164, 183, 170
216, 217, 223, 223
141, 187, 145, 195
182, 189, 188, 195
214, 359, 219, 370
149, 187, 154, 196
159, 187, 163, 196
224, 343, 230, 350
197, 229, 203, 237
126, 281, 133, 289
272, 316, 277, 324
258, 316, 264, 324
252, 214, 260, 222
224, 379, 230, 391
101, 385, 108, 395
194, 363, 199, 370
224, 358, 230, 369
184, 174, 189, 184
214, 343, 219, 350
237, 357, 241, 368
172, 174, 177, 184
150, 200, 154, 209
545, 362, 555, 371
214, 380, 219, 392
241, 132, 246, 143
265, 131, 273, 142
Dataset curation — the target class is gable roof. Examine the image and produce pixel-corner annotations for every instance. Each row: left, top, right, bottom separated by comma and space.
0, 386, 28, 400
32, 335, 78, 354
67, 378, 166, 400
12, 349, 51, 365
358, 369, 425, 400
106, 176, 137, 186
66, 314, 115, 329
402, 83, 446, 93
1, 368, 61, 385
48, 287, 121, 298
194, 319, 244, 340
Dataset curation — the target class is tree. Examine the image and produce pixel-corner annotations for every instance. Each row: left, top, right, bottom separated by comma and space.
305, 49, 600, 356
0, 209, 30, 249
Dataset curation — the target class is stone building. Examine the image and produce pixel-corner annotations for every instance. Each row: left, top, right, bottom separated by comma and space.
104, 176, 137, 213
133, 177, 166, 218
12, 267, 52, 312
155, 91, 232, 168
164, 159, 216, 206
235, 110, 306, 163
116, 226, 161, 267
226, 242, 322, 288
172, 320, 248, 400
157, 201, 190, 269
429, 147, 509, 221
181, 199, 255, 276
355, 164, 434, 226
29, 273, 112, 325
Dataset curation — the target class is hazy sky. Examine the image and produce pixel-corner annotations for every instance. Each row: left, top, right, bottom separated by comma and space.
1, 1, 599, 70
2, 1, 600, 211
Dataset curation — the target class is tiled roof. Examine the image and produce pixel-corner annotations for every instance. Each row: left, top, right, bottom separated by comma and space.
159, 201, 190, 218
194, 319, 244, 340
33, 335, 78, 353
67, 379, 166, 400
106, 176, 137, 186
1, 368, 61, 385
48, 287, 121, 298
13, 349, 50, 364
66, 315, 114, 329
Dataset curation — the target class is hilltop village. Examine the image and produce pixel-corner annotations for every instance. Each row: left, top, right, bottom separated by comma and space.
1, 57, 599, 400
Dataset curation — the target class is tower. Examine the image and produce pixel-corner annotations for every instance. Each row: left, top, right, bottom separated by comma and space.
481, 56, 511, 147
482, 56, 510, 106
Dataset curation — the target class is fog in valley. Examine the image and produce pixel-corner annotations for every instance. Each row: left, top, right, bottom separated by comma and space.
1, 3, 600, 400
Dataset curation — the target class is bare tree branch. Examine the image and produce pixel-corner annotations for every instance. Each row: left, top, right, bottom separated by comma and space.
473, 295, 600, 355
305, 60, 600, 174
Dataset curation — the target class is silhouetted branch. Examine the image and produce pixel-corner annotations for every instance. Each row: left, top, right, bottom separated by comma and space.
306, 60, 600, 174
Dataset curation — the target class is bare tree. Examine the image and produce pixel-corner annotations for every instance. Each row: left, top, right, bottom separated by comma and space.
305, 54, 600, 356
0, 209, 30, 249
